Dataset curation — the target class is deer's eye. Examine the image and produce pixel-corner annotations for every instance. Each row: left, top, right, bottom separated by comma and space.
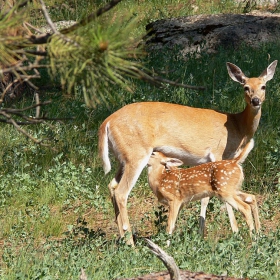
261, 85, 266, 90
244, 86, 250, 92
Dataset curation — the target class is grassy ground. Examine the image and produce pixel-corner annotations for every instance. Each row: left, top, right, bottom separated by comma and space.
0, 1, 280, 279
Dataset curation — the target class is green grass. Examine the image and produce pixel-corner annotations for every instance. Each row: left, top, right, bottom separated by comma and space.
0, 0, 280, 279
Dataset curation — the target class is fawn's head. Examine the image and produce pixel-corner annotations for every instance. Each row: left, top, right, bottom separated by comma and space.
148, 152, 183, 171
226, 60, 277, 109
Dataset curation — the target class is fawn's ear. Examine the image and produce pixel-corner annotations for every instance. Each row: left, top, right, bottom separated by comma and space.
162, 158, 184, 170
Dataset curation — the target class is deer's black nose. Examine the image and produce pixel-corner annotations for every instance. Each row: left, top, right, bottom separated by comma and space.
251, 98, 260, 106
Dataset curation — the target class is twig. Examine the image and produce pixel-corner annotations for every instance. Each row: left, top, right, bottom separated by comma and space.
152, 75, 206, 90
28, 33, 52, 45
23, 21, 43, 35
37, 0, 80, 47
39, 0, 74, 42
0, 80, 15, 102
0, 71, 40, 105
39, 0, 59, 34
0, 101, 73, 125
60, 0, 123, 34
35, 92, 40, 118
17, 49, 48, 57
0, 110, 51, 148
127, 66, 206, 90
2, 101, 52, 113
0, 59, 25, 75
0, 98, 72, 149
145, 238, 182, 280
0, 64, 49, 75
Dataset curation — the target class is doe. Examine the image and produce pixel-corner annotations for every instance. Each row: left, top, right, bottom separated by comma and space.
147, 139, 260, 236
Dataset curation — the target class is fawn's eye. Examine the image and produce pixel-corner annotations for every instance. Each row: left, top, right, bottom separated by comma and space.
244, 86, 250, 92
261, 85, 266, 90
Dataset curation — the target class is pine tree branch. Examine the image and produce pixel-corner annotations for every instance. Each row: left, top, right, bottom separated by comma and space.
1, 0, 206, 111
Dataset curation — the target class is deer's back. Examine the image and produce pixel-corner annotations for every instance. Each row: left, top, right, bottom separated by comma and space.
102, 102, 246, 164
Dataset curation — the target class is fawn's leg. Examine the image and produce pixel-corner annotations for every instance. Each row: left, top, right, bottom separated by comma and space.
225, 195, 255, 235
238, 192, 261, 232
167, 200, 182, 235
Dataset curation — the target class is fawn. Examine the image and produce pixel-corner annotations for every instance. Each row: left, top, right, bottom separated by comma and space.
147, 139, 260, 235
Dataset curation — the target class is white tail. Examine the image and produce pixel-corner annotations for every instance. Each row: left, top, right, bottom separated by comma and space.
99, 122, 111, 174
147, 139, 260, 236
98, 61, 277, 245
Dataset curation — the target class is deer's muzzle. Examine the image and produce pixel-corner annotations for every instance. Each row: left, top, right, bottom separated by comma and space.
251, 97, 261, 107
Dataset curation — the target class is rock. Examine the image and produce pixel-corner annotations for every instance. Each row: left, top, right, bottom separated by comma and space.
39, 20, 77, 34
145, 12, 280, 54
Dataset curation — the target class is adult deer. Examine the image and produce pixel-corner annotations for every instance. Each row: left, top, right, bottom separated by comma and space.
147, 139, 260, 237
98, 60, 277, 245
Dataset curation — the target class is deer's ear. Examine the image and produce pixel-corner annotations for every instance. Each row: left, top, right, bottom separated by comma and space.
226, 62, 247, 85
259, 60, 277, 82
162, 158, 183, 170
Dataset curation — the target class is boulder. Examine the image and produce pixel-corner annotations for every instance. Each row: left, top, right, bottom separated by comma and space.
145, 12, 280, 54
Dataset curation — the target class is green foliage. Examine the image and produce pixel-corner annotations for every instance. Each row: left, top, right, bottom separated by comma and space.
0, 4, 30, 69
48, 15, 145, 107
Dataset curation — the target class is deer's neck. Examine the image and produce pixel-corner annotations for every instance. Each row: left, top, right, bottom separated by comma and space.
235, 105, 262, 140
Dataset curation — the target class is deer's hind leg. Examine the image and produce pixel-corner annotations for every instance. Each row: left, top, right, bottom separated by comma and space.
108, 165, 125, 236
